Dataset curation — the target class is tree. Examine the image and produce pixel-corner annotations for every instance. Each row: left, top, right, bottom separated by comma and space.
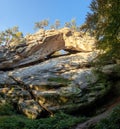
34, 19, 49, 30
65, 22, 71, 28
82, 0, 120, 65
54, 19, 60, 29
0, 26, 23, 46
50, 19, 61, 30
64, 18, 80, 31
71, 18, 77, 31
50, 25, 55, 30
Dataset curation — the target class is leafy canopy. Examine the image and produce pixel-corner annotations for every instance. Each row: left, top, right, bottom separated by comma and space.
0, 26, 23, 46
34, 18, 81, 31
82, 0, 120, 64
34, 19, 49, 30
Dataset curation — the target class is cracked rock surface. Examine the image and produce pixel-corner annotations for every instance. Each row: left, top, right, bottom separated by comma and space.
0, 28, 111, 119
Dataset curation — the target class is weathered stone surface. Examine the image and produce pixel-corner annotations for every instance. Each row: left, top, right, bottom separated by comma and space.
8, 52, 98, 86
0, 85, 31, 103
0, 28, 95, 70
0, 71, 16, 85
18, 99, 42, 119
60, 28, 95, 52
0, 51, 111, 118
0, 28, 113, 119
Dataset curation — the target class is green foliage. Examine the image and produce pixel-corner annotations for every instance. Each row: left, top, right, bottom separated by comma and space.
48, 77, 71, 85
34, 18, 82, 31
0, 111, 87, 129
65, 18, 80, 31
0, 115, 28, 129
0, 26, 23, 45
112, 64, 120, 77
34, 19, 49, 30
82, 0, 120, 65
50, 19, 61, 29
0, 103, 16, 115
94, 104, 120, 129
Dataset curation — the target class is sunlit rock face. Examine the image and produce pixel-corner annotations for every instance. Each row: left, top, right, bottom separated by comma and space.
0, 28, 111, 119
0, 28, 95, 70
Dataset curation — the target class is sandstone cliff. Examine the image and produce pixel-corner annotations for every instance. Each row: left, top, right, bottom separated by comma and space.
0, 28, 112, 119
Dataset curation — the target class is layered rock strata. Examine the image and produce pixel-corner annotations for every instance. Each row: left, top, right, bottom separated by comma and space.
0, 28, 111, 119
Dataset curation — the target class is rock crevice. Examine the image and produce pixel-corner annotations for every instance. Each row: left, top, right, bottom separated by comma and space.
0, 28, 112, 119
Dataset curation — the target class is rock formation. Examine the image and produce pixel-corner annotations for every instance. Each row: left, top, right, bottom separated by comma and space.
0, 28, 111, 119
0, 28, 95, 70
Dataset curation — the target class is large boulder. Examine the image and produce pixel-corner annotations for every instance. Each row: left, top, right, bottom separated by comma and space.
0, 52, 111, 118
60, 28, 95, 52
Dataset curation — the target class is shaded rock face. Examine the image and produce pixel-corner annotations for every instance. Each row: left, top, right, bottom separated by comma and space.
0, 28, 110, 119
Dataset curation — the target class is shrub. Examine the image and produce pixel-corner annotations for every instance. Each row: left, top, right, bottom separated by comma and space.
0, 111, 87, 129
0, 103, 16, 115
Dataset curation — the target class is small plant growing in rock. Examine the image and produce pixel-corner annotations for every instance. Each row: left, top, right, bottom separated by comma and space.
48, 77, 71, 85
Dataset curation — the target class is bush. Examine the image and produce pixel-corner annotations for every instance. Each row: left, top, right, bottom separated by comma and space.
0, 103, 16, 115
0, 115, 28, 129
0, 111, 87, 129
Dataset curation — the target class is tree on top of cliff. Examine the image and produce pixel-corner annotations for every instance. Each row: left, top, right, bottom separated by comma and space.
34, 19, 49, 30
50, 19, 61, 30
81, 0, 120, 65
0, 26, 23, 46
65, 18, 80, 31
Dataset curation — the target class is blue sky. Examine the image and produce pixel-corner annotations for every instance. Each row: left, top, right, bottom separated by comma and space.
0, 0, 92, 35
